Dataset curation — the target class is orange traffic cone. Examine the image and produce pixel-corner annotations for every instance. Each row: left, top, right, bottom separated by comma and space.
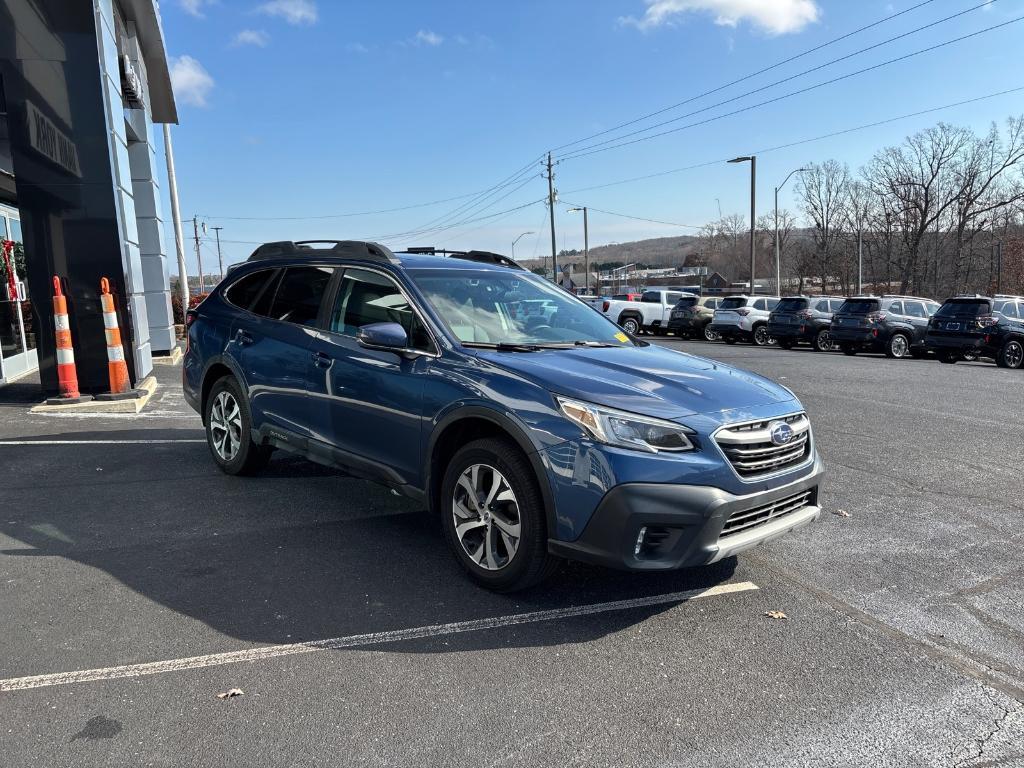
44, 276, 92, 405
99, 277, 131, 395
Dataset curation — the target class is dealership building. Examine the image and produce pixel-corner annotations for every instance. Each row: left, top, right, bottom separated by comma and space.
1, 0, 179, 394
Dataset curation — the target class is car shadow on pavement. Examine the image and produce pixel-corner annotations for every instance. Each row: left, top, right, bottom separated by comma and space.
0, 431, 739, 658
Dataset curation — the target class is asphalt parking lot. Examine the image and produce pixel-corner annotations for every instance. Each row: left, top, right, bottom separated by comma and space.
2, 343, 1022, 768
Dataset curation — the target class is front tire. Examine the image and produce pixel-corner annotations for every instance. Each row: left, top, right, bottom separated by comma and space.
205, 377, 272, 476
997, 339, 1024, 369
440, 437, 558, 592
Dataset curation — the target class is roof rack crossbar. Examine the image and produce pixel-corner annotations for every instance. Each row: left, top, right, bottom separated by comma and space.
247, 240, 398, 263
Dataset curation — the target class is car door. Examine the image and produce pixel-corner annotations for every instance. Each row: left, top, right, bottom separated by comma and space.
230, 265, 332, 448
306, 267, 433, 488
902, 300, 930, 344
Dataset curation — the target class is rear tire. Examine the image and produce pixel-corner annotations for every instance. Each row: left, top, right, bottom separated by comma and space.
777, 338, 794, 350
205, 377, 272, 476
724, 337, 737, 345
440, 437, 559, 592
813, 329, 833, 352
703, 324, 719, 342
997, 339, 1024, 369
939, 351, 959, 365
752, 325, 773, 347
619, 315, 641, 336
885, 332, 911, 359
840, 344, 857, 356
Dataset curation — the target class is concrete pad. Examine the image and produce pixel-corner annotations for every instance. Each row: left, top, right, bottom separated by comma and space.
152, 346, 183, 365
29, 376, 158, 415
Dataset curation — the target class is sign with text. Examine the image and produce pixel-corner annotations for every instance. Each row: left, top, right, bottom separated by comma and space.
25, 101, 81, 178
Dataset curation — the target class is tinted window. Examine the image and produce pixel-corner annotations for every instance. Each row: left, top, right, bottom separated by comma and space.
268, 266, 331, 326
937, 300, 990, 318
776, 298, 808, 312
666, 292, 683, 304
611, 294, 633, 301
674, 296, 698, 310
225, 269, 275, 311
995, 301, 1020, 319
705, 298, 720, 309
332, 269, 432, 350
903, 301, 927, 318
926, 302, 941, 316
719, 297, 747, 310
837, 299, 879, 315
885, 301, 904, 315
830, 299, 846, 312
752, 299, 767, 311
814, 300, 830, 312
640, 291, 661, 303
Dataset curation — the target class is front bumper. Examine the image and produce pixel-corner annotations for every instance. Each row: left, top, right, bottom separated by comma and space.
548, 454, 824, 571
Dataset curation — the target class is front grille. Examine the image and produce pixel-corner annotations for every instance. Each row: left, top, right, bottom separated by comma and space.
720, 489, 813, 538
715, 413, 811, 478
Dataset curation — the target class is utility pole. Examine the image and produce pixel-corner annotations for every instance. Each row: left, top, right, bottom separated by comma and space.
546, 152, 557, 282
162, 124, 189, 319
568, 206, 590, 294
192, 216, 204, 295
857, 229, 863, 295
774, 166, 806, 297
212, 226, 225, 280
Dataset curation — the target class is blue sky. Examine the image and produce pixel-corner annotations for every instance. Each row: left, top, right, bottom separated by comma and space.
157, 0, 1023, 271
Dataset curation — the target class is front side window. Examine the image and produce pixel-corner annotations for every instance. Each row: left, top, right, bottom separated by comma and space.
267, 266, 331, 326
330, 269, 432, 351
996, 301, 1020, 319
411, 269, 633, 347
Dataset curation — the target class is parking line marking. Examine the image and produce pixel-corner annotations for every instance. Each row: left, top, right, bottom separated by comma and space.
0, 439, 206, 446
0, 581, 758, 692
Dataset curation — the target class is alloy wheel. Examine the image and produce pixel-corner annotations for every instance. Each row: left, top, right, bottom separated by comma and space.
703, 325, 719, 342
452, 464, 521, 571
1005, 340, 1024, 369
753, 326, 772, 346
890, 334, 909, 358
816, 330, 833, 352
622, 318, 640, 335
209, 391, 243, 461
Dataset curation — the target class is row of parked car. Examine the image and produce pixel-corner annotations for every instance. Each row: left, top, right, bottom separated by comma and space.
599, 289, 1024, 369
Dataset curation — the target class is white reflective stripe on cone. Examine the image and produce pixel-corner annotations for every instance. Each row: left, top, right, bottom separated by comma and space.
56, 348, 75, 365
54, 314, 70, 331
102, 312, 119, 330
107, 346, 125, 362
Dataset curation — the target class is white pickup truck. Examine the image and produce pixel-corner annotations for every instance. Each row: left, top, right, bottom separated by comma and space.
601, 289, 688, 335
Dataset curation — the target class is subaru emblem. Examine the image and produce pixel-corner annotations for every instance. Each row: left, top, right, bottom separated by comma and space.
768, 420, 794, 446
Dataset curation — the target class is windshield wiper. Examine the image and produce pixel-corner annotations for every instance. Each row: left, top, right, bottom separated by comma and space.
463, 342, 545, 352
572, 340, 620, 348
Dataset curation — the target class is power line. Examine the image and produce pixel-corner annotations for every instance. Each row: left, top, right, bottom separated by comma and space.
559, 85, 1024, 197
550, 0, 943, 154
560, 0, 995, 161
560, 14, 1023, 162
560, 202, 704, 230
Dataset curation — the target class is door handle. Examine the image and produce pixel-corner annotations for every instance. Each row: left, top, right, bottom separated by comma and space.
312, 351, 332, 369
236, 330, 254, 346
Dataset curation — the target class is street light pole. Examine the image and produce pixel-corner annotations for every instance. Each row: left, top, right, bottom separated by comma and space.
774, 166, 808, 296
728, 156, 756, 292
511, 231, 534, 261
568, 207, 589, 294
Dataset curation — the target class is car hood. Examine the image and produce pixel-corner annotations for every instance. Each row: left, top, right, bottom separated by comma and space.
471, 344, 795, 419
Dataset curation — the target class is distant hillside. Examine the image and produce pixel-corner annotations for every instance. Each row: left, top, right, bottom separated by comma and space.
519, 235, 701, 272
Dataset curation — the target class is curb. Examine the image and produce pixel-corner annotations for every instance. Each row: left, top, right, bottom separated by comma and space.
30, 376, 159, 415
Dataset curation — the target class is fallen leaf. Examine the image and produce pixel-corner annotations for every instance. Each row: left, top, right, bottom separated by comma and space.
832, 509, 851, 518
216, 688, 244, 699
765, 610, 788, 620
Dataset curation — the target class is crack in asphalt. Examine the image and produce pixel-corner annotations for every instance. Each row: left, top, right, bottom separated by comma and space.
950, 686, 1013, 767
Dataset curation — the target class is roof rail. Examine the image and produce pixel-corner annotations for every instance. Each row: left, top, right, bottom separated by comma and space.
247, 240, 398, 263
400, 246, 524, 271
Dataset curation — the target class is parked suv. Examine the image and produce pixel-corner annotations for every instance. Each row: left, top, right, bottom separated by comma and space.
666, 296, 721, 341
708, 295, 781, 346
184, 240, 823, 591
768, 296, 845, 352
925, 294, 1024, 367
829, 295, 941, 358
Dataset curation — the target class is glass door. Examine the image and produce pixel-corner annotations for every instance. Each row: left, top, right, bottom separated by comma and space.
0, 208, 36, 383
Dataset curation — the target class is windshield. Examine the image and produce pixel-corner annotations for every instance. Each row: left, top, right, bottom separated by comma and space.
837, 298, 879, 315
411, 269, 634, 347
775, 298, 808, 312
937, 300, 990, 318
718, 297, 748, 310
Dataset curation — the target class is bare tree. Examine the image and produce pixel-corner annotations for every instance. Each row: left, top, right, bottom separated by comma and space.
797, 160, 850, 293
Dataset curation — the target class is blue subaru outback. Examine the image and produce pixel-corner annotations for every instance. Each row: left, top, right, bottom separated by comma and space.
184, 241, 823, 591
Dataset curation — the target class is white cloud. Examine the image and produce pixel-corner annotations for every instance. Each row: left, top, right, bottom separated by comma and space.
232, 29, 270, 47
169, 55, 215, 107
414, 29, 444, 46
179, 0, 210, 17
256, 0, 317, 25
345, 42, 370, 53
621, 0, 821, 35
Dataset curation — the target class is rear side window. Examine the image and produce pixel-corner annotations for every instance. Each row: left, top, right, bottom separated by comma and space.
937, 300, 990, 318
640, 291, 661, 303
814, 300, 830, 312
776, 298, 808, 312
224, 269, 276, 312
752, 299, 767, 311
666, 292, 683, 304
886, 301, 904, 315
719, 297, 747, 310
996, 301, 1020, 319
838, 299, 879, 314
268, 266, 332, 326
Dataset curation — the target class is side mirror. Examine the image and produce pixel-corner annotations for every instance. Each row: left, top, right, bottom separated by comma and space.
357, 322, 408, 352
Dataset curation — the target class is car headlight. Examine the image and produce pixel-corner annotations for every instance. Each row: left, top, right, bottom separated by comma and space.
556, 397, 695, 453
